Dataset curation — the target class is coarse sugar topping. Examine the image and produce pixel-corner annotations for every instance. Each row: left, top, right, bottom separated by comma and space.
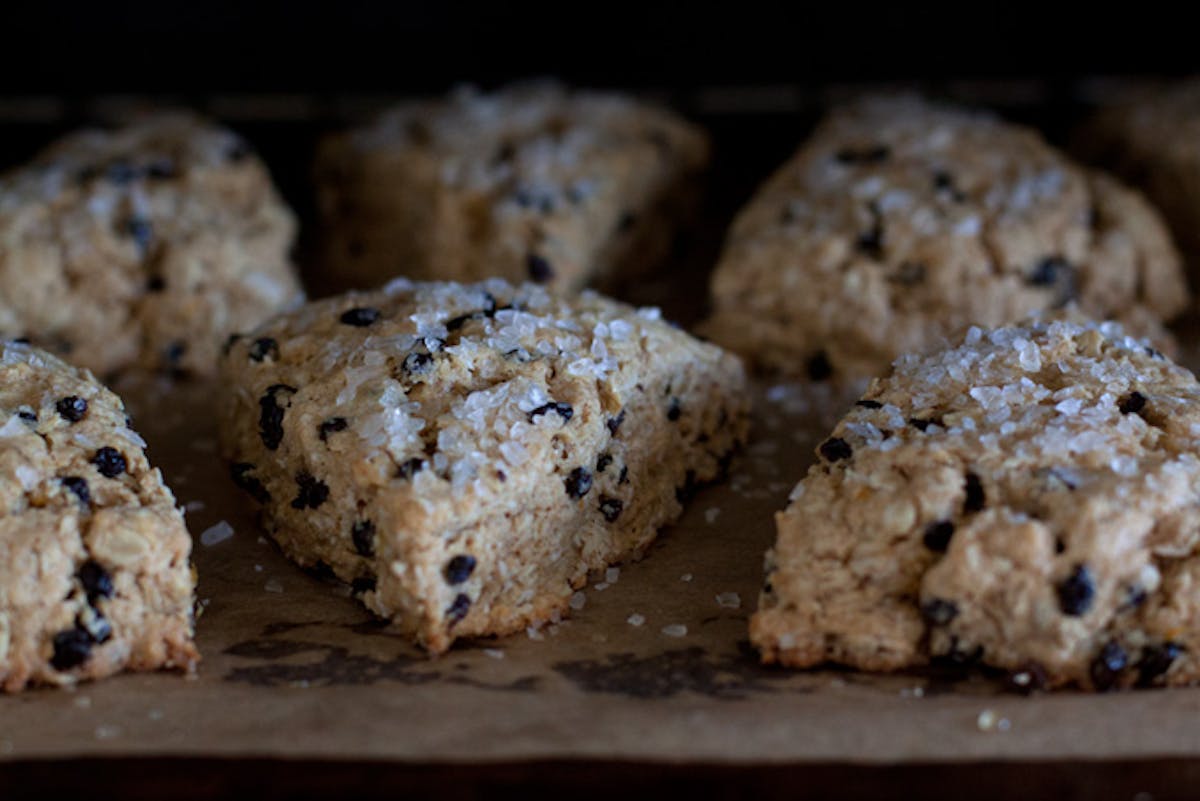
0, 112, 302, 378
345, 82, 704, 195
758, 312, 1200, 687
222, 279, 740, 500
1, 340, 168, 517
843, 317, 1199, 472
707, 94, 1188, 383
0, 112, 257, 207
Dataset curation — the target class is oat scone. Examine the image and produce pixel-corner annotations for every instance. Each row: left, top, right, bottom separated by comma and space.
0, 112, 304, 377
1081, 79, 1200, 276
218, 278, 747, 653
315, 83, 709, 294
0, 340, 198, 692
705, 96, 1188, 383
751, 316, 1200, 691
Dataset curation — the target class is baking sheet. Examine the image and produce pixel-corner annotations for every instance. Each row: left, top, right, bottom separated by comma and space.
6, 345, 1200, 768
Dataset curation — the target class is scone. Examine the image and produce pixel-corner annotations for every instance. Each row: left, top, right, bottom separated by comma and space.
705, 95, 1188, 383
0, 112, 304, 377
1, 340, 198, 692
1080, 79, 1200, 276
751, 315, 1200, 690
218, 278, 747, 654
315, 82, 709, 293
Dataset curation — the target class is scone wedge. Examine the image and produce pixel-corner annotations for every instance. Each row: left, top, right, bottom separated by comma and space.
315, 82, 709, 294
705, 95, 1187, 383
0, 112, 303, 377
219, 279, 747, 653
1, 341, 198, 692
753, 316, 1200, 690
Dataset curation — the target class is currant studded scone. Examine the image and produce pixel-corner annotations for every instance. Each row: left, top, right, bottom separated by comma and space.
1, 341, 198, 692
315, 82, 709, 293
218, 278, 747, 653
705, 95, 1187, 382
752, 316, 1200, 690
0, 112, 303, 377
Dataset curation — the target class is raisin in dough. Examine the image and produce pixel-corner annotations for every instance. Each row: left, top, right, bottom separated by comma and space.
315, 82, 709, 294
1080, 79, 1200, 277
218, 278, 747, 654
751, 316, 1200, 690
1, 341, 197, 692
705, 95, 1188, 383
0, 112, 303, 377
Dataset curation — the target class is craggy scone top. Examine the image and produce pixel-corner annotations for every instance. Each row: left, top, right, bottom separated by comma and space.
219, 278, 747, 648
0, 113, 302, 377
317, 82, 709, 291
753, 317, 1200, 690
707, 95, 1188, 382
1, 341, 197, 691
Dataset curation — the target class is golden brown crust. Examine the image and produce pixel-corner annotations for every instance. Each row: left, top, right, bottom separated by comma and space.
753, 316, 1200, 690
706, 95, 1188, 382
218, 278, 748, 654
315, 83, 709, 295
1, 341, 198, 692
0, 113, 303, 377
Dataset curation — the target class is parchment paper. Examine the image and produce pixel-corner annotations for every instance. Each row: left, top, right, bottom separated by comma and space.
7, 336, 1200, 769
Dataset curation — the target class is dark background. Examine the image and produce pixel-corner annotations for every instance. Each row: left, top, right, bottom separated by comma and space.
2, 2, 1197, 210
3, 2, 1195, 206
6, 2, 1194, 291
1, 3, 1196, 93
